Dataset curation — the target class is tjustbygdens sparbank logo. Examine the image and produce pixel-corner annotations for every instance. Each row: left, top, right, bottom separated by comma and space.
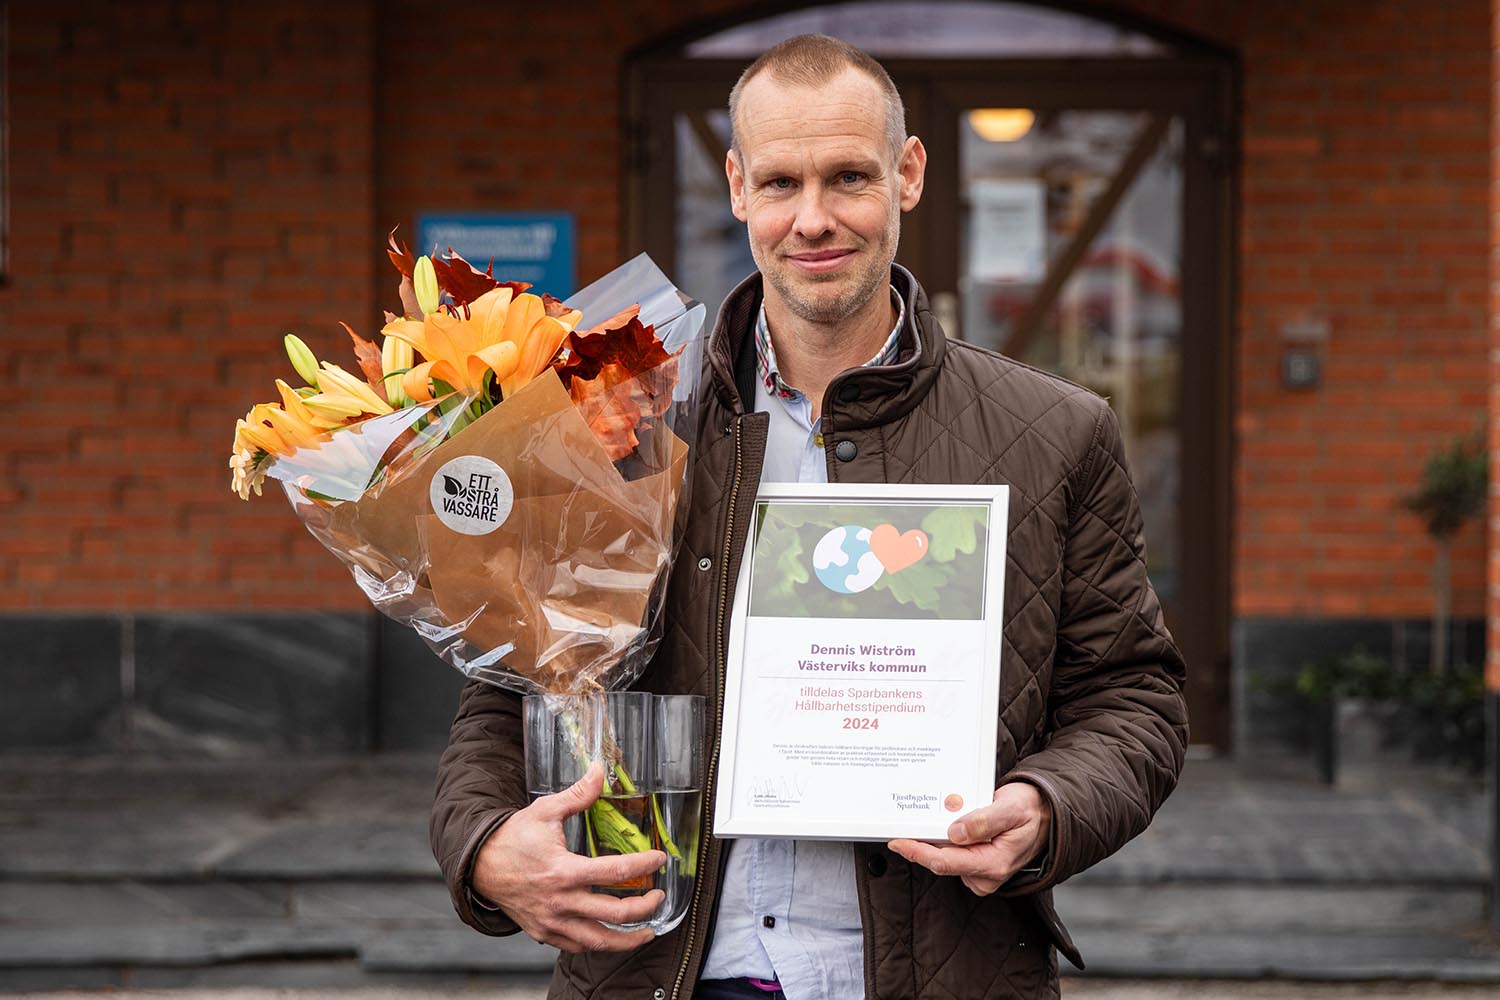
429, 455, 513, 536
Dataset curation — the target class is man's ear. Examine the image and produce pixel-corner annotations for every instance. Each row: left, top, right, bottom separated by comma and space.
727, 150, 748, 222
898, 136, 927, 212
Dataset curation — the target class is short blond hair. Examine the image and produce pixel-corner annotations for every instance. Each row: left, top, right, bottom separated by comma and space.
728, 34, 907, 163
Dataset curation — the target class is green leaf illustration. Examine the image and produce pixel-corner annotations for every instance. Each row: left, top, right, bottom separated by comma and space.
921, 505, 988, 562
769, 521, 809, 598
749, 514, 812, 614
872, 558, 950, 612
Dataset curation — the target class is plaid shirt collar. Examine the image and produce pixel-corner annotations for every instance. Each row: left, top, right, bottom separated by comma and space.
755, 285, 907, 401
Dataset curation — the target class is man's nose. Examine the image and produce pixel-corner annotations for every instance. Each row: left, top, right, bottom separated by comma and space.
791, 186, 836, 241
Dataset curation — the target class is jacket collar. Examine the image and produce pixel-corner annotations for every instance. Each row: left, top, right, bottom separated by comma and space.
708, 263, 947, 429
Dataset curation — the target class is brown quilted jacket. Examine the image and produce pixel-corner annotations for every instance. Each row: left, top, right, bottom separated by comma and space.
431, 266, 1189, 1000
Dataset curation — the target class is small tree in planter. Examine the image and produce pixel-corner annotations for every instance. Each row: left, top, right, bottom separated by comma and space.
1296, 648, 1399, 785
1401, 431, 1487, 675
1297, 648, 1486, 784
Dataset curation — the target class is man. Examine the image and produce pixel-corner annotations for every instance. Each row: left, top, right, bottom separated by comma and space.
431, 34, 1187, 1000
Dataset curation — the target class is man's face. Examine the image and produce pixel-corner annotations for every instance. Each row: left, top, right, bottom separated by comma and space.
727, 67, 926, 326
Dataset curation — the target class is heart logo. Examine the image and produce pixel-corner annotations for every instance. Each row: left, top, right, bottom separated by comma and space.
869, 523, 929, 574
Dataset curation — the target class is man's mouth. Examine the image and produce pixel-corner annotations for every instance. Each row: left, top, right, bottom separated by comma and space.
786, 248, 856, 274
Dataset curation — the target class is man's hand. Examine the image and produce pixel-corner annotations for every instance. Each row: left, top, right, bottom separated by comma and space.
888, 782, 1051, 896
470, 762, 667, 952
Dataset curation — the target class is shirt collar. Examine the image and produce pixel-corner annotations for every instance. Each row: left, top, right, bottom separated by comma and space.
755, 285, 907, 401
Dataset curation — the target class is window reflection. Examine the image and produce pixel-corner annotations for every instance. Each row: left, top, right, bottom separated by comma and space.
674, 111, 753, 325
960, 111, 1184, 597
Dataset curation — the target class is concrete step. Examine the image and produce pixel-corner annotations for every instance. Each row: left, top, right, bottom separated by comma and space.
1063, 926, 1500, 982
0, 755, 1493, 988
1054, 881, 1487, 934
0, 878, 560, 992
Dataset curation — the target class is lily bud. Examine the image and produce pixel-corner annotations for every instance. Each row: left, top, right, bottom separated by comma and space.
284, 334, 320, 388
382, 334, 414, 407
414, 256, 440, 317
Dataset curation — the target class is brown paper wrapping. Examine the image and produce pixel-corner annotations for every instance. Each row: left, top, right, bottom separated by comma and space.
327, 373, 688, 692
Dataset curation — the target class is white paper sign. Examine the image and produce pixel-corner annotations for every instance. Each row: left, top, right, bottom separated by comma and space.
714, 483, 1009, 841
967, 178, 1046, 283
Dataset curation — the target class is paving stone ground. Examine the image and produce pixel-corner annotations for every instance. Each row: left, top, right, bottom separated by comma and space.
0, 752, 1495, 987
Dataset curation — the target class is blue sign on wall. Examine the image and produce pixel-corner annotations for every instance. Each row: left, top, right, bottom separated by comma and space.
415, 213, 576, 298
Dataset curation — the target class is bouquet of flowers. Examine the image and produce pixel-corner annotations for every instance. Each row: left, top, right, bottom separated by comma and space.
229, 236, 707, 924
229, 234, 704, 695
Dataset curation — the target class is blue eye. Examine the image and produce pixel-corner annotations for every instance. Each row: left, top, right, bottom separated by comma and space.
841, 172, 864, 185
772, 178, 793, 190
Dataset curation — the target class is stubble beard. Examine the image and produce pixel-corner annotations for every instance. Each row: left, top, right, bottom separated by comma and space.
756, 218, 900, 326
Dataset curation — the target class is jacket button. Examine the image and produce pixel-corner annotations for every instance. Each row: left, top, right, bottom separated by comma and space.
762, 914, 776, 928
866, 853, 888, 877
837, 382, 861, 403
834, 440, 857, 462
697, 557, 712, 571
653, 990, 666, 1000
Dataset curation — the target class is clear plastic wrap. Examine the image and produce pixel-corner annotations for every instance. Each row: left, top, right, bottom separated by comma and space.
264, 255, 706, 694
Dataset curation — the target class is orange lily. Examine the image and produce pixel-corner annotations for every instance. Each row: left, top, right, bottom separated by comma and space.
229, 369, 394, 500
381, 286, 583, 403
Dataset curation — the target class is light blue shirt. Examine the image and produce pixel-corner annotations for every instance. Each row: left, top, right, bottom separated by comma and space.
700, 288, 906, 999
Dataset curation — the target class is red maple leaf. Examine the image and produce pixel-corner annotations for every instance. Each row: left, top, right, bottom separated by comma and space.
430, 248, 532, 306
567, 357, 679, 461
386, 228, 416, 278
553, 315, 672, 385
340, 322, 389, 402
553, 312, 678, 461
385, 228, 530, 309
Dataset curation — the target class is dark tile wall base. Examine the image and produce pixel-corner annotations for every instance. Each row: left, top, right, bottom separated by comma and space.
375, 617, 466, 752
131, 615, 375, 754
1233, 616, 1485, 759
0, 613, 476, 755
3, 613, 1481, 757
0, 617, 122, 750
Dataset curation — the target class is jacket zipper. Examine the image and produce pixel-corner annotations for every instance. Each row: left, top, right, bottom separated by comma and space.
670, 418, 745, 1000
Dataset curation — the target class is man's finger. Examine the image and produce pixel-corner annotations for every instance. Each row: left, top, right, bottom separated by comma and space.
887, 839, 995, 879
961, 874, 1003, 897
566, 887, 665, 925
948, 799, 1022, 846
951, 783, 1045, 845
531, 761, 604, 821
542, 917, 655, 954
569, 847, 669, 888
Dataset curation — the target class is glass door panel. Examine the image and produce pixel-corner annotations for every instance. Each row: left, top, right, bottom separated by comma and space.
673, 110, 753, 326
959, 109, 1184, 602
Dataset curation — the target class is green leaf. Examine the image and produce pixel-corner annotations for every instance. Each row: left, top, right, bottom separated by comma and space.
749, 515, 812, 614
872, 558, 950, 612
770, 525, 810, 596
921, 505, 988, 562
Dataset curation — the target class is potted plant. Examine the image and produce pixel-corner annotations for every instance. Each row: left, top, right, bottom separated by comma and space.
1297, 648, 1486, 785
1401, 431, 1487, 676
1297, 648, 1400, 786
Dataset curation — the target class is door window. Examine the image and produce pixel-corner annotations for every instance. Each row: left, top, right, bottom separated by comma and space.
959, 110, 1184, 597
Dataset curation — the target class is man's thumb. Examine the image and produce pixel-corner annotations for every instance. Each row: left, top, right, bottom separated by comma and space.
537, 760, 604, 819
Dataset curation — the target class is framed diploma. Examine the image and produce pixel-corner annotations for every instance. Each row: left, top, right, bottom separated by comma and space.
714, 483, 1009, 841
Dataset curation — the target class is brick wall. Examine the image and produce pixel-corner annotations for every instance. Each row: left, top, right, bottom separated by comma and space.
374, 0, 743, 296
1, 2, 375, 611
1, 0, 1491, 627
1490, 0, 1500, 695
1114, 0, 1490, 620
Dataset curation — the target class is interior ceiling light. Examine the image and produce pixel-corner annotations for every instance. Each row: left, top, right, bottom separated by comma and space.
968, 108, 1036, 142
